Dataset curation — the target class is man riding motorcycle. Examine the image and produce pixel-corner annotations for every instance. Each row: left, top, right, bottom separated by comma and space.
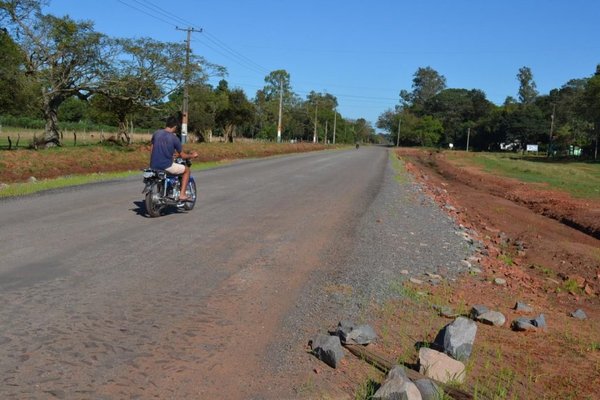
149, 116, 198, 202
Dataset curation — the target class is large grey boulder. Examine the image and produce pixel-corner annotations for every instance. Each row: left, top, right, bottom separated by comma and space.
311, 334, 344, 368
419, 347, 466, 384
439, 317, 477, 361
373, 365, 422, 400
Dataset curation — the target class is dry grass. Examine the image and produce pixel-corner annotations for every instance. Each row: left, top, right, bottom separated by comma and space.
0, 142, 331, 195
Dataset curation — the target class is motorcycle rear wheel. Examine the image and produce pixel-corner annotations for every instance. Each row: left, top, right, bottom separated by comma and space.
183, 180, 197, 211
145, 185, 162, 217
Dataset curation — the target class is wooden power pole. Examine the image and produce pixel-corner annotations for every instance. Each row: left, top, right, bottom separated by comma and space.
176, 26, 202, 144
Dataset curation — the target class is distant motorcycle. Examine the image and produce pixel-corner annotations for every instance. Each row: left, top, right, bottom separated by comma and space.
355, 143, 360, 150
142, 158, 196, 217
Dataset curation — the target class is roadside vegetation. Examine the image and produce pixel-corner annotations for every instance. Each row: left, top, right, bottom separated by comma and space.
0, 142, 330, 197
445, 152, 600, 199
378, 66, 600, 161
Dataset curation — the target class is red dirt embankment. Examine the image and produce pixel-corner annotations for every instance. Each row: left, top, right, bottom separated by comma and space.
396, 148, 599, 399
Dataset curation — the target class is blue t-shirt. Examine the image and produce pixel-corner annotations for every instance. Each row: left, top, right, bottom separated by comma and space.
150, 129, 182, 170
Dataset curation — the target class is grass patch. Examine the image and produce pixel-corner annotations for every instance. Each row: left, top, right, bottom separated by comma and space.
445, 152, 600, 199
390, 150, 410, 183
0, 161, 221, 198
0, 142, 332, 197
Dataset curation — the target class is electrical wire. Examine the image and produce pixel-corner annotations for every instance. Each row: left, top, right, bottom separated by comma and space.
120, 0, 270, 76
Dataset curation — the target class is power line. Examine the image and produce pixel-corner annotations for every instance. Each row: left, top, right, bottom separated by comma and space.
117, 0, 270, 76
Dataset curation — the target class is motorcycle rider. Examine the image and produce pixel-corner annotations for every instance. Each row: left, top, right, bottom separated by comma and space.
149, 116, 198, 202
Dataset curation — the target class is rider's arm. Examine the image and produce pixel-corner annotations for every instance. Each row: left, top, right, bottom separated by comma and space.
176, 149, 198, 160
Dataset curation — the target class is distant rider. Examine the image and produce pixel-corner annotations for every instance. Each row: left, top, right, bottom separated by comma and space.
149, 116, 198, 202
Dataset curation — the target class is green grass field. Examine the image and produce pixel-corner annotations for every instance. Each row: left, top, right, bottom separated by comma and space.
446, 152, 600, 199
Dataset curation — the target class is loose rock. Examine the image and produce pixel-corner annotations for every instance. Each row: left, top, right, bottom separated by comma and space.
334, 321, 377, 345
532, 314, 546, 329
476, 311, 506, 327
438, 317, 477, 361
410, 277, 424, 285
570, 309, 588, 320
419, 347, 466, 384
311, 334, 344, 368
469, 305, 489, 319
514, 301, 533, 313
511, 317, 537, 332
373, 365, 422, 400
493, 277, 507, 286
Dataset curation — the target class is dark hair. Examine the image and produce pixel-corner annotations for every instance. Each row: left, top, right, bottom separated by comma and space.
165, 116, 179, 129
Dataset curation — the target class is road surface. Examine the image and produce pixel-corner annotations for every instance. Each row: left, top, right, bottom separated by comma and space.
0, 147, 395, 399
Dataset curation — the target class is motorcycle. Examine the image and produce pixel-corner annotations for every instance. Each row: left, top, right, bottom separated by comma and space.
142, 158, 197, 217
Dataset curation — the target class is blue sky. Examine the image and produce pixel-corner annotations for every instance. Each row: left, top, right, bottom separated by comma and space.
44, 1, 600, 127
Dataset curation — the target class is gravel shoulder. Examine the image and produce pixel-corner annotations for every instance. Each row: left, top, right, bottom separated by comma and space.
267, 149, 479, 398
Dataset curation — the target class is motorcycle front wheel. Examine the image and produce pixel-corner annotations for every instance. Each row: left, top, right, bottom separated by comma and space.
145, 184, 163, 217
183, 180, 197, 211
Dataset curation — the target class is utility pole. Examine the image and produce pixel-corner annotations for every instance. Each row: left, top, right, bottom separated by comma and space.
595, 122, 598, 161
548, 103, 556, 157
277, 79, 283, 143
313, 103, 318, 143
466, 127, 471, 152
324, 120, 328, 144
333, 110, 337, 145
396, 116, 401, 147
176, 26, 202, 144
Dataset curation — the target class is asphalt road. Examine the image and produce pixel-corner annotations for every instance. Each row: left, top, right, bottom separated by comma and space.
0, 146, 395, 399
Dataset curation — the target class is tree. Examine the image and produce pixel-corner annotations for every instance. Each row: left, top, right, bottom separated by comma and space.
1, 1, 111, 145
582, 66, 600, 159
214, 82, 254, 142
414, 115, 443, 147
94, 37, 192, 144
400, 66, 447, 109
517, 66, 538, 104
423, 88, 493, 146
0, 27, 37, 116
504, 104, 546, 151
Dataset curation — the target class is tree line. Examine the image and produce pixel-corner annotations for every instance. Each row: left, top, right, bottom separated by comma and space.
0, 0, 378, 147
377, 66, 600, 159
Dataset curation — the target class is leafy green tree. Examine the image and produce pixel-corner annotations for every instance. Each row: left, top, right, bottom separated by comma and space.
214, 81, 254, 142
582, 66, 600, 159
423, 88, 493, 146
517, 66, 538, 104
400, 66, 447, 109
58, 97, 89, 123
505, 104, 546, 151
94, 37, 193, 144
0, 27, 37, 116
414, 115, 443, 146
255, 70, 302, 141
1, 1, 111, 146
